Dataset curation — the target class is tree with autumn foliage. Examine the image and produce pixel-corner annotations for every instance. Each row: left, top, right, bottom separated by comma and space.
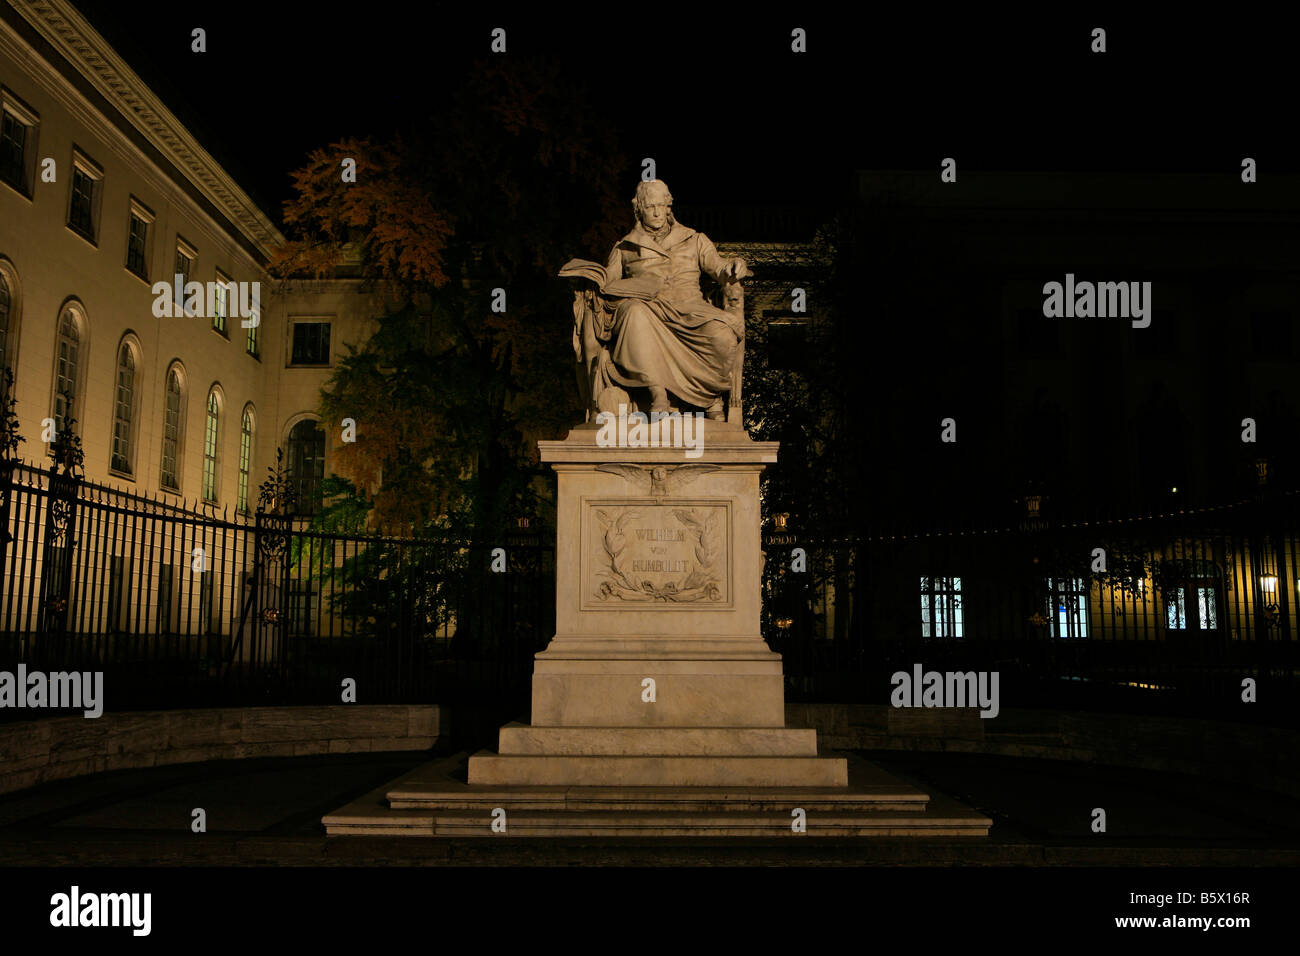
268, 59, 627, 541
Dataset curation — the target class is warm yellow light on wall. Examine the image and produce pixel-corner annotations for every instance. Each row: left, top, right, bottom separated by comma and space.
1260, 576, 1279, 597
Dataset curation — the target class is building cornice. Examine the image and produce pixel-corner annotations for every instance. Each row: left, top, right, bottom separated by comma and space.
7, 0, 285, 262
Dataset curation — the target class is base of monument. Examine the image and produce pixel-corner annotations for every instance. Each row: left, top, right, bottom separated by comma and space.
321, 751, 993, 838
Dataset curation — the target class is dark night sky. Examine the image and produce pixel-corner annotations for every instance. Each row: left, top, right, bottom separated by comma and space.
67, 3, 1298, 225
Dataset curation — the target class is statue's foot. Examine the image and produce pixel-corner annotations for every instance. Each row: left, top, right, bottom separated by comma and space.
649, 386, 671, 414
705, 398, 725, 421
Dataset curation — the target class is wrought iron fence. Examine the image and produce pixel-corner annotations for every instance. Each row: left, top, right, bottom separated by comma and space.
5, 454, 1300, 728
0, 461, 554, 724
761, 491, 1300, 725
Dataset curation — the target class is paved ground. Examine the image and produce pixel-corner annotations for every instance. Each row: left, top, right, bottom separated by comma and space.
0, 749, 1296, 865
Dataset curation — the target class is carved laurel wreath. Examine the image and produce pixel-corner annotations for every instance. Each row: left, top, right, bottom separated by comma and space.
594, 507, 722, 603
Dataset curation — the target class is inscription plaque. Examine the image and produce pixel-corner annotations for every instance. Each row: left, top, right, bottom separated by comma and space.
581, 498, 732, 609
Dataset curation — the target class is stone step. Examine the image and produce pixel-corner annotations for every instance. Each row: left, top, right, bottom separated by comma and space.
496, 723, 820, 756
320, 753, 993, 838
389, 785, 925, 812
326, 809, 991, 838
467, 752, 849, 787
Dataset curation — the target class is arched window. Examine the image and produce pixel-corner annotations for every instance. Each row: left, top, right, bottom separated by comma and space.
110, 342, 136, 474
160, 365, 185, 491
286, 418, 325, 515
237, 405, 254, 514
202, 387, 222, 503
51, 307, 82, 436
0, 270, 10, 375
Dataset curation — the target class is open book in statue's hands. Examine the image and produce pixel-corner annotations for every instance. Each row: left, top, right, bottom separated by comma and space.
559, 259, 663, 300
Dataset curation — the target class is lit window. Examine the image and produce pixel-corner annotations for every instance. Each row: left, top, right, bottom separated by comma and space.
52, 309, 80, 435
921, 576, 963, 638
1166, 582, 1220, 631
212, 271, 230, 333
246, 314, 260, 357
110, 344, 136, 474
202, 389, 221, 502
1046, 577, 1089, 638
237, 406, 253, 513
160, 367, 184, 491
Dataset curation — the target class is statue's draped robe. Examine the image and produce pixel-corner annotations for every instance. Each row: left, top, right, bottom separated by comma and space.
602, 222, 741, 408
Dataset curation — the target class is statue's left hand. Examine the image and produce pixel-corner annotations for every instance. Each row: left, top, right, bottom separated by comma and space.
728, 258, 751, 280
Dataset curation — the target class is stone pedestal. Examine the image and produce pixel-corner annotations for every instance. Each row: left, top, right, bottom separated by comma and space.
465, 419, 847, 787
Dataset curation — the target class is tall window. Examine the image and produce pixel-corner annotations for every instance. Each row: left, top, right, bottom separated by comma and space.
287, 419, 325, 514
0, 97, 37, 195
0, 270, 10, 374
67, 153, 102, 242
237, 406, 253, 513
202, 389, 221, 503
246, 314, 260, 357
174, 240, 195, 310
921, 575, 964, 638
52, 309, 80, 435
1046, 577, 1089, 638
125, 201, 153, 280
1167, 581, 1220, 632
110, 343, 136, 474
290, 320, 331, 365
160, 367, 183, 491
212, 271, 230, 334
0, 110, 28, 190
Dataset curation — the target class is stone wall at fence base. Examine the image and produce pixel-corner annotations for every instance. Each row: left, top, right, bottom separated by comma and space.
787, 703, 1300, 799
0, 705, 439, 795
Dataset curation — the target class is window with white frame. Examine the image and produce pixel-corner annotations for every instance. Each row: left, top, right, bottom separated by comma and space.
110, 342, 136, 475
125, 198, 154, 280
1166, 580, 1220, 631
51, 308, 82, 436
202, 388, 221, 502
921, 575, 963, 638
237, 405, 253, 514
66, 149, 103, 242
1046, 576, 1089, 638
246, 311, 260, 357
160, 365, 184, 491
212, 270, 231, 334
174, 239, 195, 311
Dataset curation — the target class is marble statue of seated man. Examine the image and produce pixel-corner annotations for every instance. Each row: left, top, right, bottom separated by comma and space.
598, 179, 750, 420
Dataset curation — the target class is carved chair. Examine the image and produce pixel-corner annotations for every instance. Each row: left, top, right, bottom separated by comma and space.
568, 276, 745, 425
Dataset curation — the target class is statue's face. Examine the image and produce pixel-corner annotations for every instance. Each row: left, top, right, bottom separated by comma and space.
638, 184, 671, 230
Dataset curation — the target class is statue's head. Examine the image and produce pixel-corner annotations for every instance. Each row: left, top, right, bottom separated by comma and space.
633, 179, 674, 231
